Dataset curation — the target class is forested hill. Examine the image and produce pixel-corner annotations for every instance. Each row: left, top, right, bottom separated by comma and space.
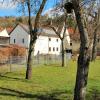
0, 16, 35, 30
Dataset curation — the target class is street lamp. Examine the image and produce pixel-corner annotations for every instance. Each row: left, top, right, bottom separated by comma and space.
64, 0, 74, 14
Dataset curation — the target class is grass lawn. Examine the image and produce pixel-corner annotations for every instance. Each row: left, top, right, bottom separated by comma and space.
0, 60, 100, 100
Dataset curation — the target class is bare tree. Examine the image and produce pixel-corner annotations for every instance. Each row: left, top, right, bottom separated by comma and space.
25, 0, 47, 79
63, 0, 100, 99
45, 14, 69, 67
1, 0, 46, 79
91, 8, 100, 61
45, 0, 99, 99
91, 25, 100, 61
81, 0, 100, 61
71, 0, 91, 100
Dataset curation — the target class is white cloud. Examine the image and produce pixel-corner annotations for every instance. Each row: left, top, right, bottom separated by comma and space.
43, 7, 64, 18
0, 0, 17, 9
43, 8, 53, 15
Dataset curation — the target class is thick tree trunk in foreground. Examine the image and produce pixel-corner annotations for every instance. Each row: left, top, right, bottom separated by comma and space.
74, 55, 90, 100
26, 0, 47, 79
61, 40, 64, 67
72, 0, 91, 100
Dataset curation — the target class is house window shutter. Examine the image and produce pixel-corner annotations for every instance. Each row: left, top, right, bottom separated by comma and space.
14, 39, 16, 43
22, 38, 24, 43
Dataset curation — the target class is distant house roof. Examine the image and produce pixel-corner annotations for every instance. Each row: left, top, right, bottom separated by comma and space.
0, 29, 9, 38
6, 27, 13, 34
68, 28, 74, 34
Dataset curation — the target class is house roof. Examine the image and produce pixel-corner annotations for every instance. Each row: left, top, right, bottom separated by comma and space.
0, 29, 9, 37
20, 24, 58, 37
19, 24, 29, 33
10, 23, 59, 38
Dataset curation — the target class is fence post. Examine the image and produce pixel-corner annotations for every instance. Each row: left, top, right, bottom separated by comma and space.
9, 56, 12, 72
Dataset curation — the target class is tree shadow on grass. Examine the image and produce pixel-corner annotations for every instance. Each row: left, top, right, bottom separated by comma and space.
0, 75, 22, 80
0, 87, 72, 100
0, 74, 28, 83
87, 88, 100, 100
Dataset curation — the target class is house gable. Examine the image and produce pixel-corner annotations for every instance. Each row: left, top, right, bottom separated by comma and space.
10, 24, 30, 48
10, 24, 29, 35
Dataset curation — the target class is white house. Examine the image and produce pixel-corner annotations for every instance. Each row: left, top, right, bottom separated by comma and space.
34, 32, 61, 55
0, 29, 10, 45
10, 24, 71, 56
10, 24, 61, 55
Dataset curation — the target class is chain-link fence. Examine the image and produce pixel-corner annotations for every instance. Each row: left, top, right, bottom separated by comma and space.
33, 54, 62, 65
0, 54, 73, 73
0, 56, 27, 74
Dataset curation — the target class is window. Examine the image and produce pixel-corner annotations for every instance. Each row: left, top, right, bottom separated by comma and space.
14, 39, 16, 43
49, 38, 51, 41
98, 38, 100, 43
66, 49, 72, 54
53, 47, 55, 51
56, 39, 58, 42
70, 42, 72, 46
56, 47, 58, 51
22, 38, 24, 43
49, 47, 51, 51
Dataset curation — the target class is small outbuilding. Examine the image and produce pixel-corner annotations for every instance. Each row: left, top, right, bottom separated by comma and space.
0, 29, 10, 45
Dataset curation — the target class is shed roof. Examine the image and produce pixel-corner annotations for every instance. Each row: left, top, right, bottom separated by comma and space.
0, 29, 9, 37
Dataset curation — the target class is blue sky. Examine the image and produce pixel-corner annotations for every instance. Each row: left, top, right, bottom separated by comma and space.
0, 0, 55, 17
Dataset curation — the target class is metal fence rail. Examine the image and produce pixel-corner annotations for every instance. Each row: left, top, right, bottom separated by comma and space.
0, 56, 26, 64
33, 54, 62, 65
0, 54, 64, 66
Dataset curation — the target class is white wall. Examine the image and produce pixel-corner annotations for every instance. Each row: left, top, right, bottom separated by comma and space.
60, 26, 71, 49
10, 25, 30, 48
48, 37, 61, 55
34, 36, 61, 55
34, 36, 61, 56
34, 36, 48, 55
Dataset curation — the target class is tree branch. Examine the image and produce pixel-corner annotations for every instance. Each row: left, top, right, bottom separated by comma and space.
49, 25, 62, 40
34, 0, 47, 29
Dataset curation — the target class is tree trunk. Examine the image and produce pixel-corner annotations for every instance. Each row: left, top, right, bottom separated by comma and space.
72, 0, 91, 100
26, 41, 33, 79
61, 40, 64, 67
91, 28, 98, 61
74, 55, 90, 100
26, 0, 33, 79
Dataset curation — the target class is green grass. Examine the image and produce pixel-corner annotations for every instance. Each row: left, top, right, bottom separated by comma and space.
0, 60, 100, 100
